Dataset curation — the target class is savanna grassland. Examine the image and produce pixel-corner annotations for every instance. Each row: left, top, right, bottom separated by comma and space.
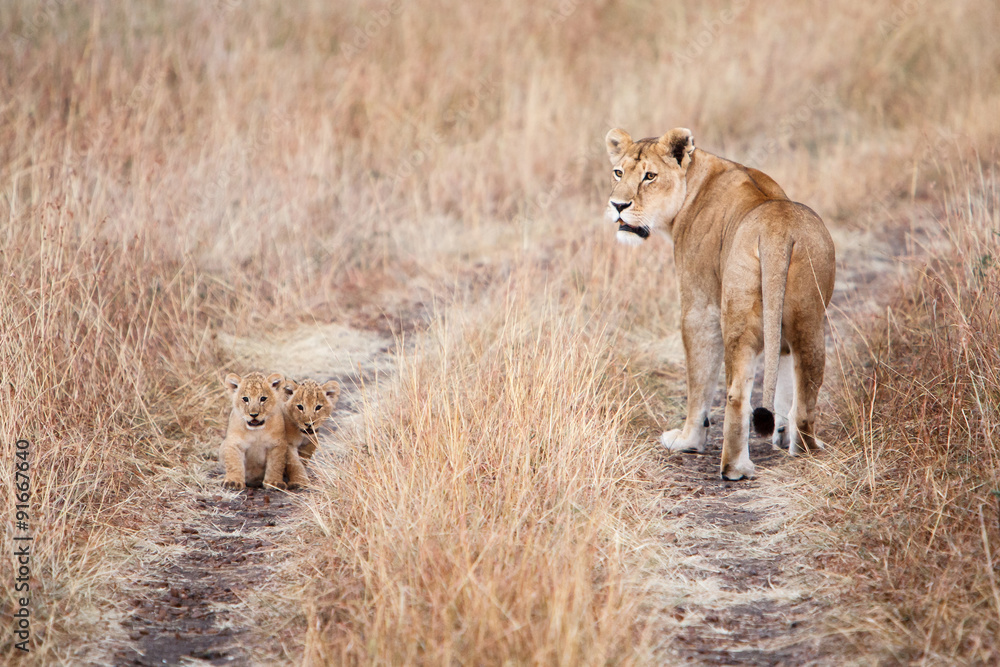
1, 0, 999, 664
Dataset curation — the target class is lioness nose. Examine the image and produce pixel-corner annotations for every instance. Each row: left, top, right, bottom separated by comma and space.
612, 201, 632, 213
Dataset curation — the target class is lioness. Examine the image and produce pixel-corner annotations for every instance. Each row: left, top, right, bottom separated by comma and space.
605, 127, 835, 480
280, 378, 341, 488
219, 372, 289, 490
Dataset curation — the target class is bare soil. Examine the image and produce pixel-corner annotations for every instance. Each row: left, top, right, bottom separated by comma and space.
114, 488, 296, 666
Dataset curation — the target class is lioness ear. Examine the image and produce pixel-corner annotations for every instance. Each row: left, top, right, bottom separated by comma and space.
659, 128, 695, 169
224, 373, 241, 393
605, 128, 633, 165
322, 380, 341, 403
266, 373, 284, 390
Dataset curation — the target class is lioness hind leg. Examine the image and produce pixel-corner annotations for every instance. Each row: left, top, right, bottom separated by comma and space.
720, 344, 758, 481
788, 327, 826, 455
771, 350, 795, 450
662, 305, 723, 453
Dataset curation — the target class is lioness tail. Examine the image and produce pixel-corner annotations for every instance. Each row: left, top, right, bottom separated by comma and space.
753, 235, 794, 436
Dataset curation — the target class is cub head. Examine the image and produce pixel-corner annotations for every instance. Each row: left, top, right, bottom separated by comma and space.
282, 379, 341, 435
224, 372, 284, 430
604, 127, 696, 245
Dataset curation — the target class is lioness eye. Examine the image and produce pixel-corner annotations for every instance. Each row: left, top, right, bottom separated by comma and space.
644, 172, 656, 181
297, 404, 304, 411
242, 396, 249, 403
613, 169, 623, 179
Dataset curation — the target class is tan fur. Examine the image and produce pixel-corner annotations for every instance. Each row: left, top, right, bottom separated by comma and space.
605, 128, 836, 480
218, 372, 288, 490
280, 379, 341, 488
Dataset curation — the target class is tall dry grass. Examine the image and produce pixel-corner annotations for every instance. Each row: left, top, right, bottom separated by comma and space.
815, 168, 1000, 663
300, 277, 660, 664
1, 0, 999, 662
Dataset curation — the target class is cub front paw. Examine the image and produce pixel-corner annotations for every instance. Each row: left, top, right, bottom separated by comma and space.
222, 479, 246, 490
264, 480, 288, 491
286, 476, 309, 490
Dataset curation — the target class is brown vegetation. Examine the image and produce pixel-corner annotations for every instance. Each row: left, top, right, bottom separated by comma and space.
814, 170, 1000, 663
0, 0, 998, 663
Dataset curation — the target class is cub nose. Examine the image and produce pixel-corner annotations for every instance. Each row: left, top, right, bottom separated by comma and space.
612, 201, 632, 213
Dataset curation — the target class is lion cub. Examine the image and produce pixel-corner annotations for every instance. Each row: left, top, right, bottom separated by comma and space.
219, 372, 289, 490
280, 379, 340, 488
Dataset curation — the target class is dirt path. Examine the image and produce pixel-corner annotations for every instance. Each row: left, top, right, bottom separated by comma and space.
112, 323, 392, 665
649, 221, 914, 665
108, 219, 915, 665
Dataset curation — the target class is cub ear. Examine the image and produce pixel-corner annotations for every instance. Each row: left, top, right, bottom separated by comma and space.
224, 373, 241, 393
282, 380, 299, 398
322, 380, 341, 403
266, 372, 284, 390
605, 128, 633, 165
658, 128, 695, 169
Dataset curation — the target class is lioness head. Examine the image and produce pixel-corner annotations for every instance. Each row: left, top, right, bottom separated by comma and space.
604, 127, 696, 245
225, 372, 284, 430
282, 379, 340, 435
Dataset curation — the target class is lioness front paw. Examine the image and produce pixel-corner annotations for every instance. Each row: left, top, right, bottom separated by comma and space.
720, 458, 755, 481
660, 429, 705, 453
789, 435, 825, 456
222, 479, 246, 490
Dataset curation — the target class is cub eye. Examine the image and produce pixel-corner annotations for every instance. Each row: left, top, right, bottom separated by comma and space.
242, 396, 249, 403
315, 405, 322, 411
297, 404, 304, 411
643, 172, 657, 181
613, 169, 623, 179
260, 396, 267, 402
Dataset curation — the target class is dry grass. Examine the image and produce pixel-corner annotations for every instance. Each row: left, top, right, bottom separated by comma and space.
1, 0, 999, 663
813, 168, 1000, 663
298, 279, 660, 664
